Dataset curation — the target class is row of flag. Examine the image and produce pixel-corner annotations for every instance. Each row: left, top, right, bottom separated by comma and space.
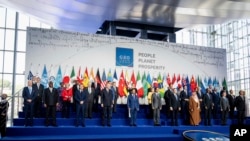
27, 65, 228, 98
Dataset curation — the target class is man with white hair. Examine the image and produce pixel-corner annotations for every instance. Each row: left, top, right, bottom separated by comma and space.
84, 82, 95, 119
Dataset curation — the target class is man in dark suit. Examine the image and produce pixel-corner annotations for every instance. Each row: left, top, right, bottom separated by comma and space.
234, 90, 246, 125
74, 83, 86, 127
111, 81, 119, 113
227, 89, 236, 119
169, 88, 181, 126
33, 77, 44, 118
212, 88, 220, 119
101, 81, 114, 127
84, 82, 95, 119
180, 85, 189, 124
93, 80, 101, 112
72, 80, 80, 112
220, 91, 230, 125
22, 80, 37, 126
152, 87, 162, 126
127, 88, 139, 126
164, 84, 173, 118
43, 81, 59, 127
203, 88, 213, 126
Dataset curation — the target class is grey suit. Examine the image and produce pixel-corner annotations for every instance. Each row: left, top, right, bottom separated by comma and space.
151, 92, 162, 125
220, 97, 230, 125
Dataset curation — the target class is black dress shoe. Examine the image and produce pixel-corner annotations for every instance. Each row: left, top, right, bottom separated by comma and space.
82, 124, 85, 127
52, 124, 58, 127
108, 124, 111, 127
75, 124, 79, 127
130, 124, 133, 126
133, 124, 137, 127
102, 124, 105, 127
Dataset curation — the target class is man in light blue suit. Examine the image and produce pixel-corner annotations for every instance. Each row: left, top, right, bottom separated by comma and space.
127, 88, 139, 126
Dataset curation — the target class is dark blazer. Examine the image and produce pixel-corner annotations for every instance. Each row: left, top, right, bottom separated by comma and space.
227, 94, 235, 108
127, 93, 139, 110
101, 88, 113, 107
212, 92, 220, 107
180, 90, 188, 104
220, 97, 230, 111
111, 86, 119, 100
151, 92, 162, 109
33, 83, 44, 97
22, 87, 37, 104
94, 83, 101, 97
203, 93, 213, 109
169, 93, 181, 110
43, 88, 59, 106
74, 89, 86, 104
234, 96, 245, 111
84, 87, 95, 103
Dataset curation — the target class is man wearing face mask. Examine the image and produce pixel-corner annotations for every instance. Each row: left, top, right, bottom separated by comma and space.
0, 94, 9, 137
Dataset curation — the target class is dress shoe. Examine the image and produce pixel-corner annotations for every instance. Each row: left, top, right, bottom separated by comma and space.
82, 124, 85, 127
52, 123, 58, 127
133, 124, 137, 127
108, 124, 112, 127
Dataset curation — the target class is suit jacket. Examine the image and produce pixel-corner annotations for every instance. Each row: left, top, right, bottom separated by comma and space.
212, 92, 220, 106
84, 87, 95, 103
43, 87, 59, 106
22, 86, 37, 105
234, 96, 245, 111
220, 97, 230, 111
227, 94, 235, 108
101, 88, 113, 107
151, 92, 162, 109
111, 86, 119, 100
203, 93, 213, 109
33, 83, 44, 97
74, 89, 86, 104
169, 93, 181, 110
180, 90, 188, 104
94, 83, 101, 97
127, 93, 139, 110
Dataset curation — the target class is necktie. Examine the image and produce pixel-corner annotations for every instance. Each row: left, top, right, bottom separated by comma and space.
29, 88, 32, 94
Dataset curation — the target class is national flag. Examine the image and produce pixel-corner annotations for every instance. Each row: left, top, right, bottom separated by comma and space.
142, 72, 148, 97
130, 71, 136, 87
27, 70, 34, 80
82, 67, 89, 87
101, 69, 107, 90
182, 74, 187, 86
172, 73, 177, 88
89, 67, 95, 82
204, 77, 208, 88
152, 77, 158, 88
118, 70, 126, 97
197, 76, 206, 94
113, 69, 118, 82
177, 74, 182, 89
136, 71, 144, 98
190, 75, 197, 92
186, 75, 190, 95
54, 66, 62, 88
222, 77, 227, 90
157, 73, 165, 98
167, 73, 172, 85
208, 76, 213, 87
213, 77, 220, 89
146, 73, 152, 88
124, 70, 129, 96
77, 66, 82, 82
107, 69, 113, 82
95, 68, 101, 84
70, 66, 76, 79
162, 73, 168, 89
41, 65, 48, 88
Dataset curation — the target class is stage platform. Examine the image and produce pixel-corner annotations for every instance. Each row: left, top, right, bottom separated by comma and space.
1, 105, 244, 141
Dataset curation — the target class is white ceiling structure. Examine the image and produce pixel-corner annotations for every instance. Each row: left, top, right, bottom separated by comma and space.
1, 0, 250, 33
